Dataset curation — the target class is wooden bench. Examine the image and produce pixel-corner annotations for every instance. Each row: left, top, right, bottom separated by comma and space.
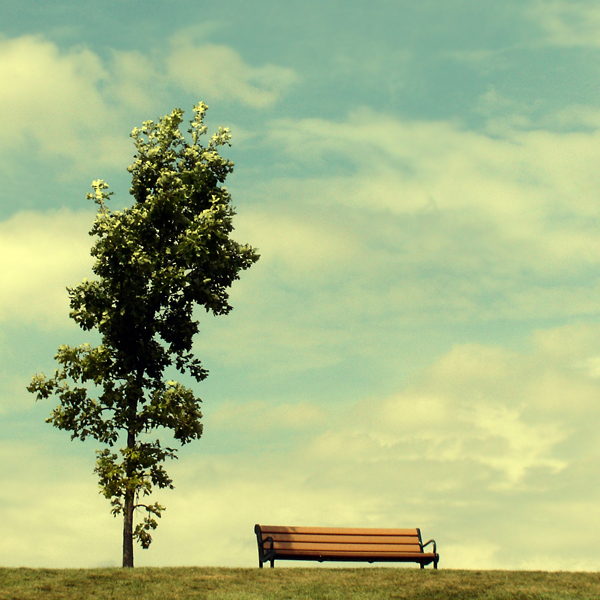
254, 524, 439, 569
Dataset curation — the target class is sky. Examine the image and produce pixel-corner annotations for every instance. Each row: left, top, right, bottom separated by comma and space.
1, 0, 600, 570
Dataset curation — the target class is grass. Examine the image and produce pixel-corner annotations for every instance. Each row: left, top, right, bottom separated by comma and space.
1, 567, 599, 600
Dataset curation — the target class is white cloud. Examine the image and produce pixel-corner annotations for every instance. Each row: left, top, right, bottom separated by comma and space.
191, 104, 600, 370
166, 39, 299, 108
234, 207, 358, 283
194, 324, 600, 568
526, 0, 600, 47
0, 35, 133, 171
0, 209, 93, 328
265, 108, 600, 230
301, 341, 572, 493
195, 308, 353, 375
4, 324, 600, 569
235, 109, 600, 323
0, 373, 34, 416
538, 104, 600, 136
211, 399, 327, 433
9, 102, 586, 381
0, 441, 121, 568
0, 33, 298, 172
105, 49, 164, 112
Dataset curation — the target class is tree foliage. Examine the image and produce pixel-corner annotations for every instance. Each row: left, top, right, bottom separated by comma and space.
28, 102, 259, 567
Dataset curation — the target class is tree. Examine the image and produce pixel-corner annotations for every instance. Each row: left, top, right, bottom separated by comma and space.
27, 102, 259, 567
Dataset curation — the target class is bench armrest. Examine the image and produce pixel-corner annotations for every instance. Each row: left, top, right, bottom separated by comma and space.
255, 525, 276, 568
422, 539, 437, 554
262, 536, 274, 552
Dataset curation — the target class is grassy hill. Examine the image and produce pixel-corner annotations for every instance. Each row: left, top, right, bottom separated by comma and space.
1, 566, 599, 599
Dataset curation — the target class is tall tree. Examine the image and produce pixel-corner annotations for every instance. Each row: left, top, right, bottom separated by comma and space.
28, 102, 259, 567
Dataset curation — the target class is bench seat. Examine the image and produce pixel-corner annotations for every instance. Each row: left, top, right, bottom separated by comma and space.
254, 525, 439, 569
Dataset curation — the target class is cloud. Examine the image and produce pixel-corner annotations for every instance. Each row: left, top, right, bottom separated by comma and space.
189, 203, 364, 374
166, 38, 299, 108
0, 33, 298, 173
181, 99, 600, 381
211, 399, 327, 434
525, 0, 600, 47
298, 335, 580, 496
0, 441, 120, 568
541, 103, 600, 130
183, 324, 600, 569
104, 49, 164, 112
248, 109, 600, 319
265, 108, 600, 226
233, 206, 358, 284
10, 102, 600, 370
4, 324, 600, 569
181, 104, 600, 380
0, 34, 129, 171
0, 209, 93, 328
0, 373, 34, 416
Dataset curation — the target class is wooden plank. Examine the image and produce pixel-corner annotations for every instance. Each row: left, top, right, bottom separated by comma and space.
276, 550, 436, 558
271, 542, 422, 553
263, 534, 420, 545
259, 526, 419, 536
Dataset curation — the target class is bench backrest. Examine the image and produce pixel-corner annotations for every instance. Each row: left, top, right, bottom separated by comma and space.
256, 525, 424, 555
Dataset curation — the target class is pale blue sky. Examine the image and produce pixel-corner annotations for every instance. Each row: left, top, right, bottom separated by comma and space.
2, 0, 600, 569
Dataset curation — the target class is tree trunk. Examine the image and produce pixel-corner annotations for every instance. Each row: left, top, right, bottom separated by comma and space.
122, 428, 136, 568
122, 490, 134, 567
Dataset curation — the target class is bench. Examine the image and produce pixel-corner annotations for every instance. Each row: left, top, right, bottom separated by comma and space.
254, 524, 439, 569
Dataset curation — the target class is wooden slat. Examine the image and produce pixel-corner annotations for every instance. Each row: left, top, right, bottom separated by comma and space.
259, 526, 419, 536
276, 550, 437, 559
263, 534, 420, 545
271, 542, 422, 553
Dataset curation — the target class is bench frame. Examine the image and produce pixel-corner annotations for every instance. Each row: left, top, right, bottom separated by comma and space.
254, 524, 439, 569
